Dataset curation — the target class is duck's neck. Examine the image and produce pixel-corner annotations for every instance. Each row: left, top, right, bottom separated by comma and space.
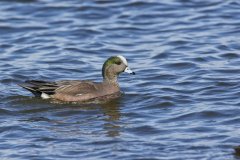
103, 76, 119, 86
102, 66, 120, 87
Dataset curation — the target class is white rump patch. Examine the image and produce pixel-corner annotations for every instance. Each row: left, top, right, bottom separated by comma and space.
41, 92, 51, 99
117, 55, 128, 66
76, 94, 82, 96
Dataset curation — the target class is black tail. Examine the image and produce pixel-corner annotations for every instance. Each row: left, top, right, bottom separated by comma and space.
18, 80, 58, 97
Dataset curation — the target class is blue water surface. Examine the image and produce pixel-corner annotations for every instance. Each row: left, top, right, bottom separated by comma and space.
1, 0, 240, 159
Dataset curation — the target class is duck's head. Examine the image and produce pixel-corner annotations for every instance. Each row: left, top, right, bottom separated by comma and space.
102, 55, 135, 82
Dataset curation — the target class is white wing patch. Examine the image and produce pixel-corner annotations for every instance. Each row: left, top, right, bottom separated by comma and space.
41, 92, 51, 99
117, 55, 128, 66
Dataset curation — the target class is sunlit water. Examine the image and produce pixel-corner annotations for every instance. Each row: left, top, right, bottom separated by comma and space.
1, 0, 240, 159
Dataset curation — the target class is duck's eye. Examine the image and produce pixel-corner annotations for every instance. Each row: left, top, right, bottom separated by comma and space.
116, 61, 121, 65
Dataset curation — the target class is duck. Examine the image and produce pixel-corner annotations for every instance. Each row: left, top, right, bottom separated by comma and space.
234, 146, 240, 156
18, 55, 135, 102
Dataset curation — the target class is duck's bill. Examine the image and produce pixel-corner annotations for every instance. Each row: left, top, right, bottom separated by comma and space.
124, 67, 135, 75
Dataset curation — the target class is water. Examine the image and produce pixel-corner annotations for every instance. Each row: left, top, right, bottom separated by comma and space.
1, 0, 240, 159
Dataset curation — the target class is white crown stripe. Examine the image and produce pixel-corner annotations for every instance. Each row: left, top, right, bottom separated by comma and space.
117, 55, 128, 66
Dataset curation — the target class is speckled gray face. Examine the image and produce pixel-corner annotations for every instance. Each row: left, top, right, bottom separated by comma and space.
117, 55, 135, 75
102, 55, 135, 78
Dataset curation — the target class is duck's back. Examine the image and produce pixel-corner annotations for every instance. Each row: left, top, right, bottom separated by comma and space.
19, 80, 120, 102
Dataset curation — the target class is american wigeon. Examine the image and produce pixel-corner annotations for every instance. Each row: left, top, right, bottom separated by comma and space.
19, 55, 135, 102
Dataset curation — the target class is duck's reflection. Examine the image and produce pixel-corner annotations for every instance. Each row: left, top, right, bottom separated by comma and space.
99, 98, 121, 137
23, 96, 123, 138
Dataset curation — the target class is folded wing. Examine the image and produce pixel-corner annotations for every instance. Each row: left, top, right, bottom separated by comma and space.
18, 80, 98, 98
